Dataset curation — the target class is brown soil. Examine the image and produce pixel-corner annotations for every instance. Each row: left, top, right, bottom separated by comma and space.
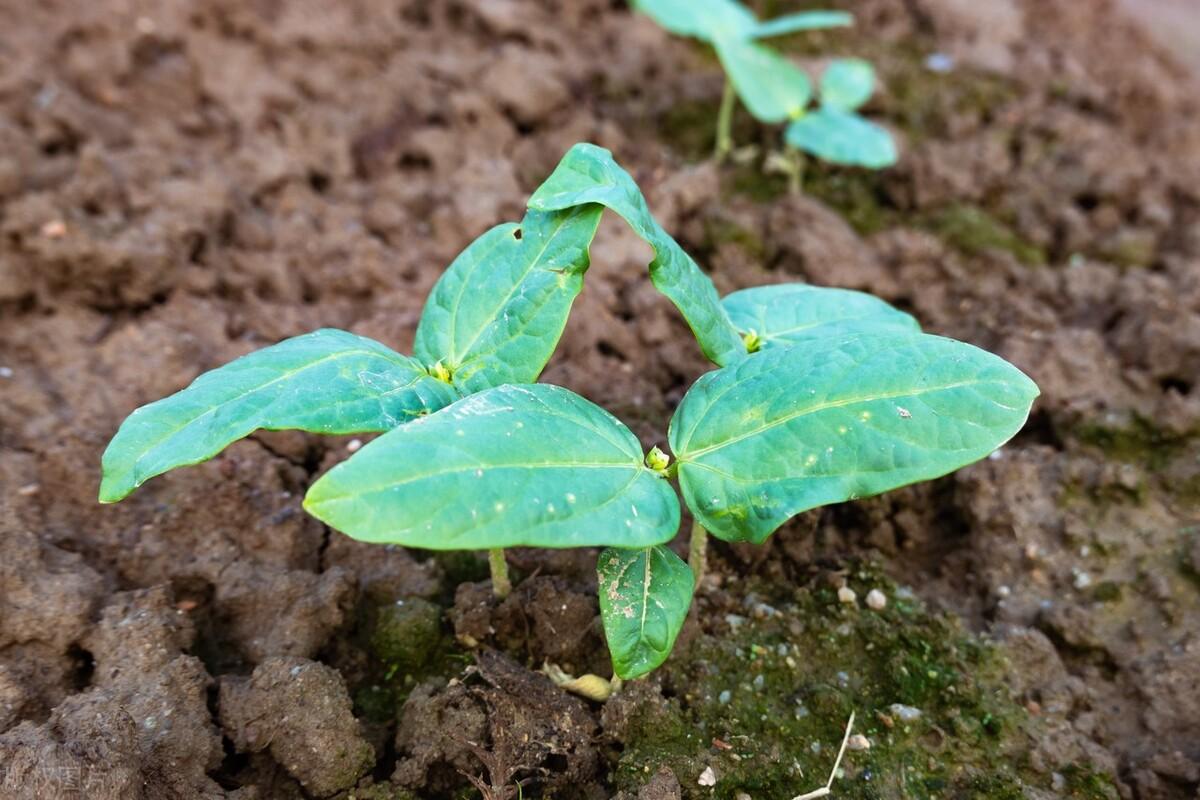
1, 0, 1198, 798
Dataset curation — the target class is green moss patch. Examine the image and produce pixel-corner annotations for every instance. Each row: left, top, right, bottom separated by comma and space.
614, 568, 1117, 799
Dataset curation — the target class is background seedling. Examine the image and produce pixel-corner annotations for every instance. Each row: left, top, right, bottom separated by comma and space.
101, 143, 1036, 682
632, 0, 896, 174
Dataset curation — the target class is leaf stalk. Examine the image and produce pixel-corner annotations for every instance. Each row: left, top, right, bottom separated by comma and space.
488, 548, 512, 598
688, 519, 707, 588
715, 79, 736, 161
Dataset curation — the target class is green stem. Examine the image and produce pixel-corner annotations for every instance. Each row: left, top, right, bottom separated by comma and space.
715, 79, 735, 161
688, 520, 708, 588
488, 548, 511, 599
788, 147, 805, 195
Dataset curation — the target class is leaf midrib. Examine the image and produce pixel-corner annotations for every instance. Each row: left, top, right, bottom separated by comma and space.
677, 379, 986, 460
451, 211, 586, 365
119, 345, 418, 476
312, 461, 647, 505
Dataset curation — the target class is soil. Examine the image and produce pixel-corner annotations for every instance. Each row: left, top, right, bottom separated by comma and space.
0, 0, 1198, 798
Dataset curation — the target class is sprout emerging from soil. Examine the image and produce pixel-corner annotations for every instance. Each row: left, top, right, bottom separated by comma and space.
99, 143, 1037, 680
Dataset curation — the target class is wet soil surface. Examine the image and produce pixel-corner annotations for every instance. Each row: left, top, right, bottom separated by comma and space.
1, 1, 1198, 798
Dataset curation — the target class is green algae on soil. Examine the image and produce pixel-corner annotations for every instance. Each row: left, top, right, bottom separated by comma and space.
612, 568, 1119, 800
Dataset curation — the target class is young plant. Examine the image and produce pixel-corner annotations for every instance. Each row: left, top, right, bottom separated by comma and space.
632, 0, 896, 170
100, 143, 1037, 683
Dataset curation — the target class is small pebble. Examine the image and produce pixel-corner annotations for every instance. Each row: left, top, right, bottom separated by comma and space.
866, 589, 887, 610
347, 438, 363, 452
837, 586, 857, 605
925, 52, 955, 72
17, 483, 39, 496
718, 690, 732, 705
996, 585, 1011, 598
736, 793, 751, 800
752, 674, 765, 690
1073, 570, 1092, 590
889, 703, 923, 722
0, 366, 12, 378
847, 734, 871, 751
698, 766, 717, 787
40, 219, 67, 238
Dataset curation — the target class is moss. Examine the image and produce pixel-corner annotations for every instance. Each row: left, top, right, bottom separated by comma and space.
432, 550, 489, 591
660, 98, 722, 163
370, 597, 443, 673
352, 597, 466, 724
918, 205, 1046, 266
335, 784, 419, 800
1094, 228, 1158, 269
1070, 415, 1191, 470
703, 217, 766, 261
1059, 765, 1121, 799
615, 565, 1116, 799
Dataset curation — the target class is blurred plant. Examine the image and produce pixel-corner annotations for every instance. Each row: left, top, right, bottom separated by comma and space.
632, 0, 896, 174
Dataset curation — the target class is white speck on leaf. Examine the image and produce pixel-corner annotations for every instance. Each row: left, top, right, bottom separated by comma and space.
897, 406, 912, 419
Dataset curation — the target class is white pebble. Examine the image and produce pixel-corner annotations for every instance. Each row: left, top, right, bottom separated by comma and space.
889, 703, 923, 722
698, 766, 717, 787
1073, 571, 1092, 590
346, 439, 362, 452
866, 589, 887, 610
847, 734, 871, 751
837, 586, 857, 605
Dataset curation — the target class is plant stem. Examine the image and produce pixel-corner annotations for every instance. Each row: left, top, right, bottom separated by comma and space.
715, 79, 735, 161
488, 548, 511, 599
788, 147, 805, 195
688, 519, 708, 588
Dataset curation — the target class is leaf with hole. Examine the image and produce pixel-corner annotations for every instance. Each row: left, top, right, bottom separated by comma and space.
304, 384, 680, 550
597, 545, 694, 679
414, 205, 603, 394
99, 329, 458, 503
669, 332, 1039, 543
528, 143, 745, 366
786, 108, 897, 168
722, 284, 919, 350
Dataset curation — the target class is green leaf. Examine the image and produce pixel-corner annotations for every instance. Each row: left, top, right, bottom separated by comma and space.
714, 36, 811, 123
100, 329, 458, 503
820, 58, 875, 111
528, 143, 745, 366
630, 0, 756, 42
304, 384, 680, 550
785, 108, 897, 168
598, 545, 694, 679
414, 205, 603, 394
722, 284, 919, 350
748, 10, 853, 39
670, 333, 1039, 543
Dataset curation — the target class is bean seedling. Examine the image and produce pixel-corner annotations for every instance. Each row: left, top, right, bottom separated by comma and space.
632, 0, 896, 171
100, 143, 1037, 680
